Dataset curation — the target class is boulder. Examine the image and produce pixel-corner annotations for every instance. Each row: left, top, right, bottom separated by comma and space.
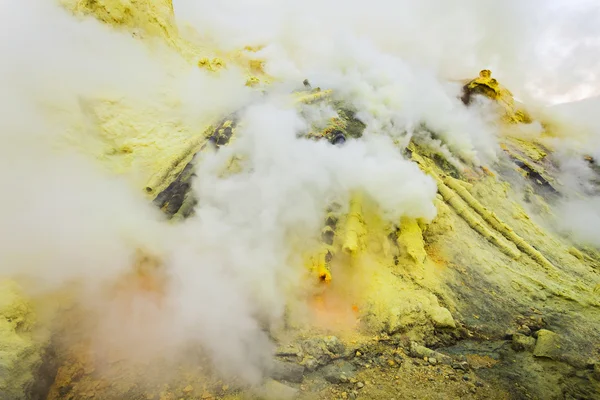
533, 330, 562, 360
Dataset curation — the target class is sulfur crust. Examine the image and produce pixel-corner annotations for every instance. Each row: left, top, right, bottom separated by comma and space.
0, 280, 42, 400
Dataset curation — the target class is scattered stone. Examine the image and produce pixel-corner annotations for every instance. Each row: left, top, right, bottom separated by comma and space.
409, 342, 453, 365
356, 382, 364, 389
428, 358, 438, 366
463, 375, 470, 381
476, 381, 484, 387
511, 333, 536, 352
525, 316, 545, 332
533, 330, 562, 360
271, 360, 305, 383
182, 385, 193, 393
451, 361, 469, 371
516, 325, 532, 336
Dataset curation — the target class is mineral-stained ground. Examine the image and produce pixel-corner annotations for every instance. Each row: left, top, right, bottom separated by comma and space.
1, 1, 600, 400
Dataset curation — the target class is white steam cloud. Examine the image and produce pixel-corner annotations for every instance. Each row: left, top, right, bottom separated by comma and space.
1, 0, 600, 386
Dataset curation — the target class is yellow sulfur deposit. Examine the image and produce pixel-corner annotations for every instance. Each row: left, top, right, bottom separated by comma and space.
396, 217, 427, 266
60, 0, 208, 65
4, 1, 600, 399
443, 175, 557, 271
294, 89, 333, 105
342, 192, 367, 256
463, 69, 532, 124
410, 149, 522, 259
0, 281, 43, 400
309, 246, 334, 283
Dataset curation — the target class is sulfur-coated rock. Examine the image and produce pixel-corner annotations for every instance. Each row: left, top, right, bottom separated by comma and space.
323, 336, 345, 355
533, 330, 562, 360
409, 342, 453, 365
511, 333, 536, 352
321, 361, 357, 384
0, 280, 45, 400
300, 336, 344, 368
429, 306, 456, 329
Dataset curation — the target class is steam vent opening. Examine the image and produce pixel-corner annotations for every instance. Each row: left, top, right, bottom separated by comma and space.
3, 1, 600, 399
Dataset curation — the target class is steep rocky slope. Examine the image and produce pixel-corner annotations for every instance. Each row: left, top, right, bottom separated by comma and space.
1, 2, 599, 400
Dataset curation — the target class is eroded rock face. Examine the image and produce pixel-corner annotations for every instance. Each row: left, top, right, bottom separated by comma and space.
6, 2, 600, 400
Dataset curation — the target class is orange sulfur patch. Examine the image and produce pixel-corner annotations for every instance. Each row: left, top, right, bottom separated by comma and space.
309, 291, 359, 331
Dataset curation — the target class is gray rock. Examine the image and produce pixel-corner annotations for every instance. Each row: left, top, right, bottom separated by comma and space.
262, 379, 299, 400
321, 361, 356, 384
356, 382, 364, 389
451, 361, 469, 371
276, 344, 302, 358
271, 360, 305, 383
301, 338, 329, 360
409, 342, 453, 365
323, 372, 345, 384
533, 329, 562, 359
324, 336, 345, 355
300, 356, 319, 372
300, 336, 344, 369
511, 333, 536, 352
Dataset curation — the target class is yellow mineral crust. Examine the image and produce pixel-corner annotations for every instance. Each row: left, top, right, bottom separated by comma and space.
53, 0, 272, 198
342, 192, 367, 256
410, 149, 521, 259
5, 1, 600, 398
396, 217, 427, 266
0, 280, 42, 400
463, 69, 532, 124
443, 175, 557, 271
61, 0, 202, 63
